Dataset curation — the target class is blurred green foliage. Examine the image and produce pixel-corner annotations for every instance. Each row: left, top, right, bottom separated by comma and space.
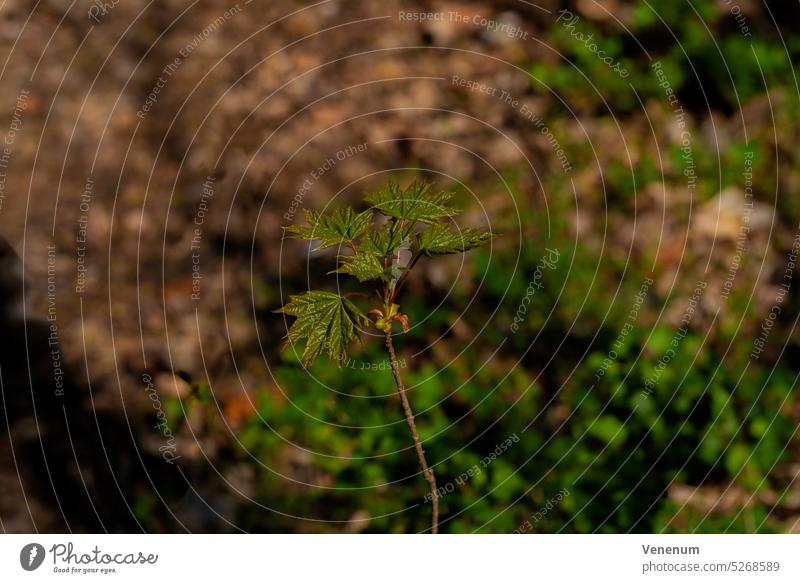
534, 0, 799, 115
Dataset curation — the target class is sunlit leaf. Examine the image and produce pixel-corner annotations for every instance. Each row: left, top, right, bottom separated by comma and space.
417, 222, 493, 256
333, 251, 388, 282
275, 291, 368, 366
364, 219, 412, 257
284, 207, 373, 250
364, 181, 458, 224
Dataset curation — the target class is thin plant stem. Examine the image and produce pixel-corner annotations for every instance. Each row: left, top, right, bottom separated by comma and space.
391, 252, 422, 301
385, 332, 439, 533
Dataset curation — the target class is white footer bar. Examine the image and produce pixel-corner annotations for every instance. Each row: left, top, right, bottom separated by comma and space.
1, 534, 796, 582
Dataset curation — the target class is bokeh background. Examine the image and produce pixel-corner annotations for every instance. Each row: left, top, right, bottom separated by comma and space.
1, 0, 800, 533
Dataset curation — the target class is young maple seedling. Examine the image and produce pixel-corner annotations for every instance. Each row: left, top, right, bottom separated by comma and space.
276, 180, 493, 533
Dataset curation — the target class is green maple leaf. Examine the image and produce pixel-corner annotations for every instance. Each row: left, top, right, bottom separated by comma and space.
364, 219, 412, 257
275, 291, 368, 367
284, 207, 373, 250
333, 251, 389, 282
417, 222, 493, 256
364, 181, 458, 224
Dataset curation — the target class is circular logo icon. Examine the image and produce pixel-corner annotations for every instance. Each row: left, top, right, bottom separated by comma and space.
20, 543, 45, 571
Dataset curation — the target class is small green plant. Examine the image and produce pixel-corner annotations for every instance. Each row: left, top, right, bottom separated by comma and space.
276, 180, 493, 533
